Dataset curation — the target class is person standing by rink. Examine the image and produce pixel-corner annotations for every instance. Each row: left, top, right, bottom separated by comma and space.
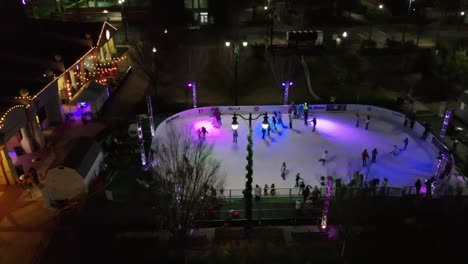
361, 149, 369, 166
403, 116, 409, 128
303, 102, 309, 125
371, 148, 378, 163
281, 162, 287, 180
254, 185, 262, 201
365, 115, 370, 130
415, 179, 422, 195
233, 129, 238, 143
263, 184, 269, 196
318, 150, 328, 165
270, 184, 276, 196
355, 113, 360, 127
403, 137, 409, 150
312, 117, 317, 132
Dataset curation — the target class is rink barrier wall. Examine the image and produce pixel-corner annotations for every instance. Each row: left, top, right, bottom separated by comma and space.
154, 104, 455, 179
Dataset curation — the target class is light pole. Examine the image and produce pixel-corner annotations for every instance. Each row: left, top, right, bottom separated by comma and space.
187, 82, 197, 108
402, 0, 415, 43
368, 4, 384, 41
459, 11, 465, 31
225, 40, 248, 106
118, 0, 128, 43
152, 47, 157, 72
281, 81, 293, 105
231, 112, 269, 234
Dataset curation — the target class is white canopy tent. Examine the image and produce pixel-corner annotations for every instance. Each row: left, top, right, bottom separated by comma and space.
42, 166, 85, 207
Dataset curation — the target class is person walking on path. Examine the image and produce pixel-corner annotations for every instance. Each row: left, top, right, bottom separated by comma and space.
263, 184, 269, 196
415, 179, 422, 195
311, 186, 321, 204
355, 113, 360, 127
362, 149, 369, 166
365, 115, 370, 130
254, 185, 262, 201
295, 173, 302, 187
371, 148, 378, 163
303, 185, 311, 202
270, 184, 276, 196
299, 181, 306, 194
312, 117, 317, 132
318, 150, 328, 165
281, 162, 287, 180
272, 116, 277, 131
403, 137, 409, 150
233, 130, 238, 143
404, 116, 409, 128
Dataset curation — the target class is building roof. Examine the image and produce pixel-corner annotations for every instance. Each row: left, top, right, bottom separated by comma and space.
0, 19, 105, 97
61, 137, 102, 178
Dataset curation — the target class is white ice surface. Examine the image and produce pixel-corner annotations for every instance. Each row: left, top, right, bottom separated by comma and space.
154, 112, 439, 190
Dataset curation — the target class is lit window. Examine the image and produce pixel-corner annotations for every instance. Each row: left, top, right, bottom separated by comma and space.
200, 12, 208, 24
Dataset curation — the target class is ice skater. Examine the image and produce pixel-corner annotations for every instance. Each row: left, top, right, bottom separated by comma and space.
201, 127, 208, 139
281, 162, 287, 180
403, 116, 408, 128
371, 148, 378, 163
403, 137, 409, 150
278, 112, 284, 127
197, 128, 202, 140
318, 150, 328, 165
391, 145, 399, 156
267, 123, 271, 136
355, 113, 360, 127
233, 129, 238, 143
303, 102, 309, 125
361, 149, 369, 166
288, 113, 293, 129
272, 116, 277, 130
409, 116, 415, 129
312, 117, 317, 132
261, 127, 266, 139
365, 115, 370, 130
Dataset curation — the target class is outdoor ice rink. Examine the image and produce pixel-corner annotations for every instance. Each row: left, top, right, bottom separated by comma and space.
154, 112, 439, 190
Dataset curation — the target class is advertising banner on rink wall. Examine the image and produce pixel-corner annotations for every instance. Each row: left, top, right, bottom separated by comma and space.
326, 104, 347, 112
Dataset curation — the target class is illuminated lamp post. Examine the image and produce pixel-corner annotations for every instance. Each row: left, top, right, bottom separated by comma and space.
231, 112, 269, 234
459, 11, 465, 31
440, 109, 452, 139
187, 82, 197, 108
225, 40, 248, 106
281, 81, 293, 105
118, 0, 128, 43
147, 96, 155, 137
137, 118, 147, 166
368, 4, 384, 41
402, 0, 415, 43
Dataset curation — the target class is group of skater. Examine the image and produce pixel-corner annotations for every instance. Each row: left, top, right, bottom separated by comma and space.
288, 102, 318, 131
354, 113, 371, 130
253, 184, 277, 199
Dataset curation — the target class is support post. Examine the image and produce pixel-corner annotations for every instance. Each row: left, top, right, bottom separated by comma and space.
146, 96, 155, 137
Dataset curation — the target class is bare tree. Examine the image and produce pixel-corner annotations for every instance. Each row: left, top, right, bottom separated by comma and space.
150, 127, 224, 258
129, 40, 159, 96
